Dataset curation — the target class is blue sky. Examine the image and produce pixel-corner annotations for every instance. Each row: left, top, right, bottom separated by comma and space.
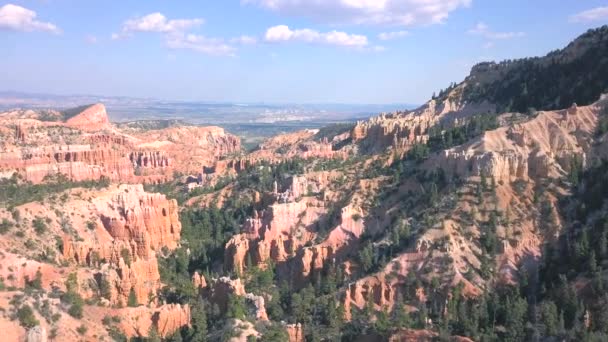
1, 1, 607, 104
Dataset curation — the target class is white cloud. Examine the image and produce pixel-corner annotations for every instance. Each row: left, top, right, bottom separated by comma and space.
265, 25, 368, 47
123, 12, 203, 34
244, 0, 471, 26
112, 12, 203, 39
569, 6, 608, 23
113, 12, 241, 56
468, 22, 524, 40
230, 35, 258, 45
166, 33, 237, 57
378, 30, 409, 40
0, 3, 60, 33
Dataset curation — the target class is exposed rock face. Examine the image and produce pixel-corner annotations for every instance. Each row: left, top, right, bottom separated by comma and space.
63, 184, 181, 261
61, 184, 181, 306
352, 94, 495, 153
224, 171, 370, 290
0, 145, 136, 184
202, 277, 268, 321
202, 277, 246, 313
206, 129, 345, 178
192, 271, 207, 289
99, 257, 161, 306
342, 252, 426, 319
119, 304, 191, 338
224, 198, 322, 275
98, 184, 181, 251
0, 105, 241, 184
286, 323, 304, 342
130, 151, 171, 168
131, 125, 241, 176
65, 103, 111, 131
387, 329, 475, 342
26, 326, 47, 342
424, 100, 602, 183
244, 292, 269, 321
154, 304, 192, 337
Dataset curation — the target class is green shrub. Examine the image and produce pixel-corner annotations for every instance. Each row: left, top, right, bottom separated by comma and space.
76, 324, 87, 335
17, 305, 39, 328
86, 220, 96, 230
0, 219, 12, 234
68, 298, 84, 318
32, 217, 46, 234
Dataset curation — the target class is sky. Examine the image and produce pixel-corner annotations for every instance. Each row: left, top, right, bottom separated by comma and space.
1, 1, 608, 104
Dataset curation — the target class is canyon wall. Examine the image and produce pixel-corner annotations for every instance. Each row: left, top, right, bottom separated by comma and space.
61, 184, 181, 306
0, 104, 241, 184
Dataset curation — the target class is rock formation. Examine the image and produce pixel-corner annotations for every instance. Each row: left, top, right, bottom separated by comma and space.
286, 323, 304, 342
119, 303, 191, 338
424, 100, 601, 183
202, 277, 268, 321
60, 184, 181, 306
352, 92, 495, 153
65, 103, 111, 131
0, 104, 241, 184
26, 326, 47, 342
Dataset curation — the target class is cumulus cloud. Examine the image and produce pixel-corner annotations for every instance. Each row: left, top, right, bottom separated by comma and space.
569, 6, 608, 23
378, 30, 409, 40
265, 25, 368, 47
113, 12, 242, 56
123, 12, 202, 34
244, 0, 471, 26
166, 33, 237, 57
112, 12, 203, 39
468, 22, 524, 40
0, 3, 60, 33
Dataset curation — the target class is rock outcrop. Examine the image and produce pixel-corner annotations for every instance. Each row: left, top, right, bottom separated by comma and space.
352, 93, 495, 153
119, 304, 191, 338
61, 184, 181, 306
225, 198, 322, 275
286, 323, 304, 342
202, 277, 268, 321
0, 105, 241, 184
205, 129, 345, 179
425, 99, 603, 183
65, 103, 111, 131
26, 326, 47, 342
342, 252, 426, 319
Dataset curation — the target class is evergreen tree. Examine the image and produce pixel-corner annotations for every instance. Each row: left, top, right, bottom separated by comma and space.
128, 288, 139, 307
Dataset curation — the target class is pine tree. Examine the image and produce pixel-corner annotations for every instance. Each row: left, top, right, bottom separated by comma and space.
589, 250, 598, 275
227, 294, 246, 320
429, 182, 439, 206
600, 229, 608, 258
128, 288, 138, 307
148, 326, 162, 342
188, 299, 208, 342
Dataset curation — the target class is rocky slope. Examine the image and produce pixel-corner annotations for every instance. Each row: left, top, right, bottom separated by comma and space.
0, 183, 190, 340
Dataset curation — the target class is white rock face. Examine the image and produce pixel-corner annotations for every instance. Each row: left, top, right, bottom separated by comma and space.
27, 326, 47, 342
